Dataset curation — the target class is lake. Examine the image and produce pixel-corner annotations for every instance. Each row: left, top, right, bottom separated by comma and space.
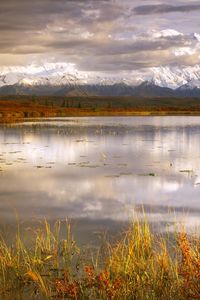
0, 116, 200, 243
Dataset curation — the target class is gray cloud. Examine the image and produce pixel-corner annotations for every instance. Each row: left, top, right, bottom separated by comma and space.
133, 4, 200, 15
0, 0, 200, 72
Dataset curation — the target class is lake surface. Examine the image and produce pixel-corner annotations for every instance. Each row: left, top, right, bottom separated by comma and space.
0, 116, 200, 241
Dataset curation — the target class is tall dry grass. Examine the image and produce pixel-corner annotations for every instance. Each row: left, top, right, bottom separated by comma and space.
0, 218, 199, 299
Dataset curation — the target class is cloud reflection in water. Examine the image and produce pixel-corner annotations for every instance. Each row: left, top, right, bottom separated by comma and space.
0, 117, 200, 234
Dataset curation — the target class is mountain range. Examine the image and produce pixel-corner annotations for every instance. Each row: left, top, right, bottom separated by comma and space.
1, 63, 200, 97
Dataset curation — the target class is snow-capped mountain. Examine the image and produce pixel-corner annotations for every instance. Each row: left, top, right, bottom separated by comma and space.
0, 63, 91, 87
149, 65, 200, 89
0, 62, 144, 88
1, 60, 200, 97
1, 62, 200, 91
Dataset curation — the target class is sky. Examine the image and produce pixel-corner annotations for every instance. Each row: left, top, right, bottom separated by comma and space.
0, 0, 200, 80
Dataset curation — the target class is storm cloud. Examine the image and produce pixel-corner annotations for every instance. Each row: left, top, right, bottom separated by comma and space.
0, 0, 200, 74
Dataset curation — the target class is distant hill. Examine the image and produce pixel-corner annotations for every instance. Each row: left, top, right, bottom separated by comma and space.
0, 81, 200, 97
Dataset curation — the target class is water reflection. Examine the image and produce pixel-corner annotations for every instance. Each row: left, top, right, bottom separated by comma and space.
0, 117, 200, 235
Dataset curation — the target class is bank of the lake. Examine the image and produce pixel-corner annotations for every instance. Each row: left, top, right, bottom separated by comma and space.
1, 95, 200, 123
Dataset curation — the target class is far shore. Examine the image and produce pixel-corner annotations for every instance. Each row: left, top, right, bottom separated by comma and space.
2, 110, 200, 124
1, 95, 200, 123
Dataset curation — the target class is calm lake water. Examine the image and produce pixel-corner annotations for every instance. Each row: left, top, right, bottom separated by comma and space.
0, 116, 200, 241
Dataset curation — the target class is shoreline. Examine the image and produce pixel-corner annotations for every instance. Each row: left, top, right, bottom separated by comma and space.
1, 95, 200, 123
2, 110, 200, 124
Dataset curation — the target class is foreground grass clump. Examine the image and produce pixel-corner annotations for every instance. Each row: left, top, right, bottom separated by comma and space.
0, 220, 199, 299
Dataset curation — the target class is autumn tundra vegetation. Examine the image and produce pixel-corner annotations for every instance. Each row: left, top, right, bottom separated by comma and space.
1, 95, 200, 123
0, 218, 199, 299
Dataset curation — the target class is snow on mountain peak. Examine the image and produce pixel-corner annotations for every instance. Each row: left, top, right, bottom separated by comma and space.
19, 78, 38, 86
1, 59, 200, 90
149, 65, 200, 89
0, 62, 89, 87
149, 67, 186, 89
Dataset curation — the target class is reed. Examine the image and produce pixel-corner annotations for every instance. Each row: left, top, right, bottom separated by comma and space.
0, 218, 199, 299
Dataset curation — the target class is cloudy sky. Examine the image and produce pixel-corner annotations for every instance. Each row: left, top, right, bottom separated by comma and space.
0, 0, 200, 80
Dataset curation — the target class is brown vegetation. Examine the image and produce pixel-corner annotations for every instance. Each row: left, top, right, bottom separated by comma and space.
1, 95, 200, 123
0, 219, 199, 299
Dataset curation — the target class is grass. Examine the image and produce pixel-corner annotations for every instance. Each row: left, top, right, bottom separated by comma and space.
2, 95, 200, 123
0, 218, 199, 299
